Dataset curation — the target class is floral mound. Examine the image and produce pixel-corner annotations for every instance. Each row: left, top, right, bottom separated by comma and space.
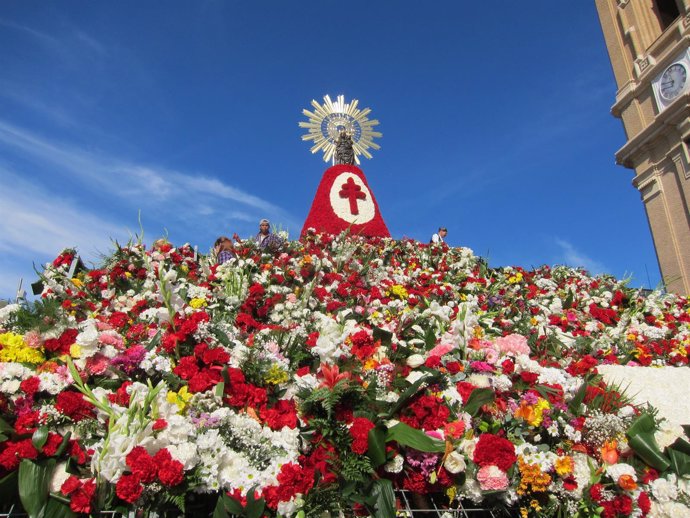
0, 234, 690, 518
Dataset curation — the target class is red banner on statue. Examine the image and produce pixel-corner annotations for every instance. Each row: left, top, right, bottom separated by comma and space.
301, 164, 390, 238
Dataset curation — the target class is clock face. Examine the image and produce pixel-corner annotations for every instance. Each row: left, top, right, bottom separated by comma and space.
659, 62, 688, 101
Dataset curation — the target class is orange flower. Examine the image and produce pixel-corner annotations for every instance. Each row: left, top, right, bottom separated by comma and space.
618, 474, 637, 491
444, 421, 466, 440
601, 440, 619, 464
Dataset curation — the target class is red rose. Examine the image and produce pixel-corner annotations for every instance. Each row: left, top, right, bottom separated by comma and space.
116, 473, 143, 503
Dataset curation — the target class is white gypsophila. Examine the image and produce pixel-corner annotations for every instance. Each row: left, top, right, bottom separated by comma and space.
650, 501, 690, 518
650, 474, 679, 502
655, 420, 685, 450
384, 454, 404, 473
140, 350, 173, 374
0, 303, 20, 324
548, 298, 563, 315
606, 462, 637, 482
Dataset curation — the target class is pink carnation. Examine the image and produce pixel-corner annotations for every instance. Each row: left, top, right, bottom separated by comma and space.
428, 342, 454, 358
476, 465, 509, 491
494, 334, 530, 355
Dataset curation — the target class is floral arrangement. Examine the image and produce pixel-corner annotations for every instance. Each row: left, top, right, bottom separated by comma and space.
0, 233, 689, 518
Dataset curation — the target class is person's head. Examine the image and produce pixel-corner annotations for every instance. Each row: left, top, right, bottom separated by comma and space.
438, 227, 448, 238
259, 219, 270, 235
214, 236, 232, 251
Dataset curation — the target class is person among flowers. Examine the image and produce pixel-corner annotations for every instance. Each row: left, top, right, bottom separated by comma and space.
254, 219, 284, 252
213, 236, 235, 265
430, 226, 448, 244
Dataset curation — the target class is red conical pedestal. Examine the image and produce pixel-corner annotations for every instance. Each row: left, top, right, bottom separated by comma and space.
301, 164, 390, 238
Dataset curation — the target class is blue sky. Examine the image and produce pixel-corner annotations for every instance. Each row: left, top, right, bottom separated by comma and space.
0, 2, 662, 300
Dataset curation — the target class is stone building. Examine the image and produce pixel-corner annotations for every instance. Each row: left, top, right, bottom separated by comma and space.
595, 1, 690, 294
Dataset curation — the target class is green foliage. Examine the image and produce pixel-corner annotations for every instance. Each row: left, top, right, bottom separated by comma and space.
5, 298, 65, 334
340, 452, 374, 482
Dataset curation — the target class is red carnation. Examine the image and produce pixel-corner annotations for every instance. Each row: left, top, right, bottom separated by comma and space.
126, 446, 157, 484
158, 458, 184, 487
55, 391, 95, 422
472, 433, 516, 472
349, 417, 375, 454
116, 473, 143, 503
61, 475, 81, 496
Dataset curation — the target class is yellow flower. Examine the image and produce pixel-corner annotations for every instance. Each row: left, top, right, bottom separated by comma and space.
0, 332, 45, 364
70, 344, 81, 358
124, 271, 132, 279
508, 272, 523, 284
388, 285, 409, 300
167, 386, 193, 412
264, 364, 289, 385
554, 455, 574, 476
71, 277, 84, 288
189, 297, 207, 309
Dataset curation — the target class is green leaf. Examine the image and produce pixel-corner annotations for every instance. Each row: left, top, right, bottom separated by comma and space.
213, 329, 232, 347
18, 458, 55, 518
221, 494, 245, 516
212, 494, 230, 518
668, 448, 690, 477
44, 496, 77, 518
371, 479, 396, 518
367, 426, 387, 467
245, 488, 266, 518
32, 426, 49, 450
0, 416, 14, 436
386, 422, 445, 453
386, 372, 440, 418
627, 414, 670, 472
146, 330, 162, 351
372, 327, 392, 348
54, 432, 72, 458
463, 387, 495, 416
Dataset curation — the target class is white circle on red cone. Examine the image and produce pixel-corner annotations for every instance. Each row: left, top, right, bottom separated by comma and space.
329, 172, 375, 224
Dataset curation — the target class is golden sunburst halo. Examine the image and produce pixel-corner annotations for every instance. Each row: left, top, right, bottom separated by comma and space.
299, 94, 382, 164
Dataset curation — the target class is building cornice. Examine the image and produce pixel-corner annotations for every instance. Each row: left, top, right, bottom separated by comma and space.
615, 95, 690, 168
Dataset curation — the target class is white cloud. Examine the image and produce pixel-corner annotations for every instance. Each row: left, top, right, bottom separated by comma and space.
0, 120, 293, 223
555, 238, 608, 276
0, 169, 130, 260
